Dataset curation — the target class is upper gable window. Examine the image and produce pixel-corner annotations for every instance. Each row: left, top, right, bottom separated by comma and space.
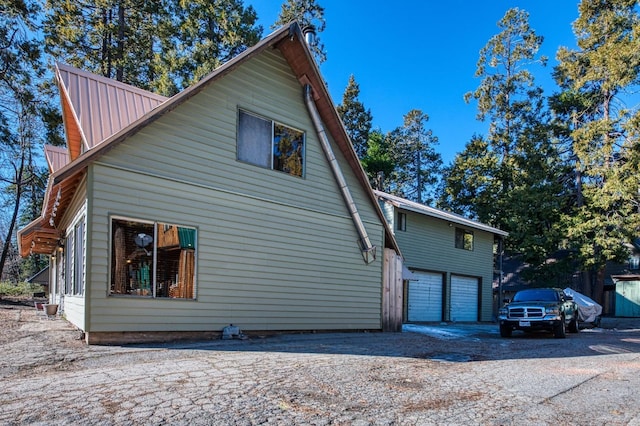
237, 109, 305, 177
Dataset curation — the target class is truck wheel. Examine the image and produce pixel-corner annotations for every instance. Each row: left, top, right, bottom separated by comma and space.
500, 325, 512, 338
568, 317, 579, 333
553, 319, 566, 338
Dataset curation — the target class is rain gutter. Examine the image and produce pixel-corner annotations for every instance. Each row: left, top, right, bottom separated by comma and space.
303, 84, 376, 264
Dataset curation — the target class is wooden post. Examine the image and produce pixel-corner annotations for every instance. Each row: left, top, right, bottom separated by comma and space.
382, 248, 403, 332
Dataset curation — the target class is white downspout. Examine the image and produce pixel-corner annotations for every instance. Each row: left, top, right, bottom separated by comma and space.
303, 84, 376, 264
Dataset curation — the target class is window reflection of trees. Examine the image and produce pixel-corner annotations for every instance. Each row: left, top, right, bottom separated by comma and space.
274, 124, 304, 177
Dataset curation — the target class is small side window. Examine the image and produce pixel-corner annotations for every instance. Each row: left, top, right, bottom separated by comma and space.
397, 212, 407, 232
455, 227, 474, 251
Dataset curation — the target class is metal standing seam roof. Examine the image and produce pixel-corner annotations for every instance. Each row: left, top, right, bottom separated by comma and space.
56, 63, 168, 154
44, 144, 70, 173
375, 190, 508, 237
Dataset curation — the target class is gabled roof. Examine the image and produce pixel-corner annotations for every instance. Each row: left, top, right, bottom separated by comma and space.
44, 144, 69, 173
56, 63, 168, 161
375, 190, 508, 237
19, 22, 400, 257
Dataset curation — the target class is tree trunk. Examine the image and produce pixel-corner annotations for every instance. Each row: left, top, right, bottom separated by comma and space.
116, 1, 125, 82
0, 156, 25, 280
101, 8, 111, 77
593, 267, 605, 305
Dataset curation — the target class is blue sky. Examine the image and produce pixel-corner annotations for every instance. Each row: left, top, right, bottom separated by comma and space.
252, 1, 581, 164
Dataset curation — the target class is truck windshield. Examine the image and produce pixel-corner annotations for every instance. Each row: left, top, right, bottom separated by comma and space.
513, 290, 559, 302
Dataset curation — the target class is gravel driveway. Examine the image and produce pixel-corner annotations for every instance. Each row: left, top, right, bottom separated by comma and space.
1, 301, 639, 425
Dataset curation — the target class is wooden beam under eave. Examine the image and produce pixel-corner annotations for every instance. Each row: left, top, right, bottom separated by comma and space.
20, 227, 62, 257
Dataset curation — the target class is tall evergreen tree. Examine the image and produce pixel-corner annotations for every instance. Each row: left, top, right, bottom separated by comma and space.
440, 134, 500, 221
162, 0, 262, 92
44, 0, 263, 95
553, 0, 640, 301
44, 0, 162, 89
337, 74, 372, 159
360, 129, 395, 191
389, 109, 442, 204
0, 0, 50, 280
272, 0, 326, 64
445, 8, 566, 274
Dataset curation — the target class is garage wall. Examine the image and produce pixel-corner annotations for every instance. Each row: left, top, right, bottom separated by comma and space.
394, 209, 495, 322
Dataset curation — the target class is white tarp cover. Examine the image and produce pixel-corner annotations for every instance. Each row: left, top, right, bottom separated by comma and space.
564, 287, 603, 323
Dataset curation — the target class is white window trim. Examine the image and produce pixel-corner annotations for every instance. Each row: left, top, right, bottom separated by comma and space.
64, 209, 87, 297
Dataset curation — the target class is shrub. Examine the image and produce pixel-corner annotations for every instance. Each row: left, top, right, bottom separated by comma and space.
0, 281, 45, 297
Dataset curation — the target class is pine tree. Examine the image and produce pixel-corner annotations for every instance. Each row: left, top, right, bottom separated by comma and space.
446, 8, 567, 275
553, 0, 640, 301
360, 129, 395, 191
44, 0, 160, 88
272, 0, 326, 64
44, 0, 263, 95
162, 0, 262, 92
0, 0, 50, 280
337, 75, 372, 159
389, 109, 442, 205
440, 135, 500, 221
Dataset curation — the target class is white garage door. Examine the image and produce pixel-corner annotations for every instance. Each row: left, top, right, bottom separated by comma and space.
408, 271, 443, 322
450, 275, 479, 322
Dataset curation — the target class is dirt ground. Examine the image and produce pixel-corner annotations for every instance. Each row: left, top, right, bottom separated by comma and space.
2, 296, 640, 425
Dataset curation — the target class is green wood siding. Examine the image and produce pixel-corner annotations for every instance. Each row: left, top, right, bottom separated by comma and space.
85, 48, 385, 333
394, 209, 495, 322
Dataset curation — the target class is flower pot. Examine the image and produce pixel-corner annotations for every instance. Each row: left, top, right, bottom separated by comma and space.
44, 304, 58, 317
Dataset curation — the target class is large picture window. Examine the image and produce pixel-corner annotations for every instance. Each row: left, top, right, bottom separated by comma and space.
237, 109, 305, 177
110, 218, 196, 299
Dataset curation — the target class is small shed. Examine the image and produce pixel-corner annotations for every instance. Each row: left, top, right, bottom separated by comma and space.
611, 275, 640, 317
26, 267, 49, 294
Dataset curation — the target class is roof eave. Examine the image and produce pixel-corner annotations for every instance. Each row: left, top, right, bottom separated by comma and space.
276, 24, 402, 255
376, 191, 508, 238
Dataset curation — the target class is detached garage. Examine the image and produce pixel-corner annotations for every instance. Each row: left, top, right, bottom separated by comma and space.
376, 191, 507, 323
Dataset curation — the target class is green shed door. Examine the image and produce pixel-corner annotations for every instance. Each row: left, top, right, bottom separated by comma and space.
616, 280, 640, 317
